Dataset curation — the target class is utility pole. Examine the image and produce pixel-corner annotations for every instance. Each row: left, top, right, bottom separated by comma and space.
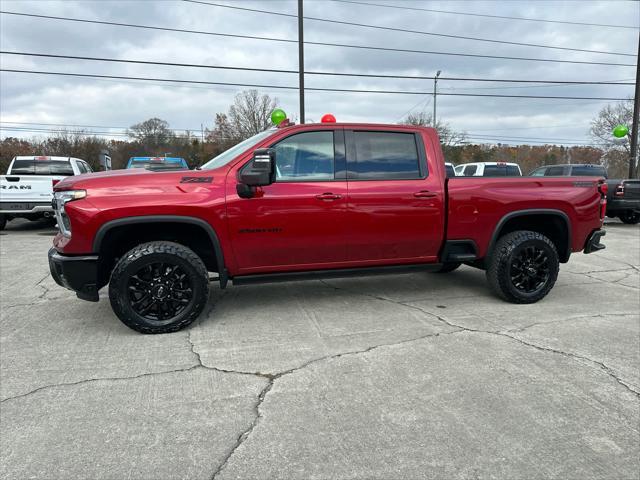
630, 30, 640, 178
433, 70, 441, 127
298, 0, 305, 124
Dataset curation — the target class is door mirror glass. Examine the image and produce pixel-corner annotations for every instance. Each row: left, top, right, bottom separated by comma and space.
239, 148, 275, 187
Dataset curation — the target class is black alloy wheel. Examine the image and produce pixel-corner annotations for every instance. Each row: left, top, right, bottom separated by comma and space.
128, 262, 194, 322
109, 241, 209, 334
509, 245, 550, 294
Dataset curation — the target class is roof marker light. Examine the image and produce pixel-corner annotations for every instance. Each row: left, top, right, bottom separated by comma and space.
321, 114, 336, 123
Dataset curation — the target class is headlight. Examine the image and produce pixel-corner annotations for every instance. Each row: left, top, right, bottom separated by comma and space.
53, 190, 86, 237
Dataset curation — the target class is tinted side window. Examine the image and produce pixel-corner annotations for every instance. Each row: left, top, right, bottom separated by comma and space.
545, 166, 565, 176
506, 165, 521, 176
76, 162, 88, 174
571, 166, 606, 177
274, 131, 334, 182
352, 131, 421, 180
464, 165, 477, 176
445, 164, 455, 177
530, 168, 546, 176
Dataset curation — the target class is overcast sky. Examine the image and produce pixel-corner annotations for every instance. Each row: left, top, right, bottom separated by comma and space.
0, 0, 638, 146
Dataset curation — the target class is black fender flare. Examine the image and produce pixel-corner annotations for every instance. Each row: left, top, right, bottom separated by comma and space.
93, 215, 228, 288
487, 209, 572, 262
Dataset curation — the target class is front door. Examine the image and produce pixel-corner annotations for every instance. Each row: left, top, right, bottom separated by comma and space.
226, 129, 349, 274
345, 129, 444, 264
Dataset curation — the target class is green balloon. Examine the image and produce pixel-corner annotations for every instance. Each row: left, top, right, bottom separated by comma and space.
612, 124, 629, 138
271, 109, 287, 125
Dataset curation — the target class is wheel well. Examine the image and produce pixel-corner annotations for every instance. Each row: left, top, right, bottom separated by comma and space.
493, 213, 570, 262
96, 221, 219, 286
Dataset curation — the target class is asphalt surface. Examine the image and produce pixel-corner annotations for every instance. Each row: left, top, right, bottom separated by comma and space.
1, 218, 638, 479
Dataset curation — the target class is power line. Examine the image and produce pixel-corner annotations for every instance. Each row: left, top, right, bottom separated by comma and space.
330, 0, 639, 30
0, 68, 632, 100
0, 121, 203, 132
2, 51, 635, 86
0, 11, 634, 67
185, 0, 635, 57
0, 126, 596, 146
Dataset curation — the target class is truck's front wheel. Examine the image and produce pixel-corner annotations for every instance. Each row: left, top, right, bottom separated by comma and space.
109, 241, 209, 334
486, 230, 559, 304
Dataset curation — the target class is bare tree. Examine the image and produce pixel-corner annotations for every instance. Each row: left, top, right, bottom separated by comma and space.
589, 99, 633, 153
589, 99, 634, 176
128, 117, 174, 148
401, 111, 467, 149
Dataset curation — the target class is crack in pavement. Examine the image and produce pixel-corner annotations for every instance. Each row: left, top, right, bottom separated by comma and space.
318, 280, 640, 398
505, 312, 639, 334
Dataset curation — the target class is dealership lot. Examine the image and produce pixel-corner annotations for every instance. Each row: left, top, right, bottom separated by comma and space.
1, 220, 638, 479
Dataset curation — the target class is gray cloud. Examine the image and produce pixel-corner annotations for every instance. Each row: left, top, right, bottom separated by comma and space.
1, 0, 637, 144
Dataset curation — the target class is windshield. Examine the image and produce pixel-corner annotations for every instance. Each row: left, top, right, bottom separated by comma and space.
200, 130, 275, 170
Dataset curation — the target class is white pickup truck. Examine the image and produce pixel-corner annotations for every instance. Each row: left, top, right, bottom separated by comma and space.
0, 156, 92, 230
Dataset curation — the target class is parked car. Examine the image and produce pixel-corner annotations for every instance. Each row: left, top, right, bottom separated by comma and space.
527, 163, 638, 223
529, 164, 607, 178
49, 122, 606, 334
605, 179, 640, 224
445, 162, 456, 177
0, 156, 92, 230
126, 156, 189, 171
454, 162, 522, 177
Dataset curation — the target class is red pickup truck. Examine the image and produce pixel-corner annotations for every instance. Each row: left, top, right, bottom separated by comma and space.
49, 122, 607, 333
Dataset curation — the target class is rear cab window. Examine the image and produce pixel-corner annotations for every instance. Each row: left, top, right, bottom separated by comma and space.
463, 165, 477, 176
483, 165, 521, 177
347, 130, 425, 180
544, 166, 566, 176
10, 159, 74, 176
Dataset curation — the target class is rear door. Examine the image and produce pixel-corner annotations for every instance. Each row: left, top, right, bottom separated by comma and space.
226, 129, 349, 273
344, 129, 444, 264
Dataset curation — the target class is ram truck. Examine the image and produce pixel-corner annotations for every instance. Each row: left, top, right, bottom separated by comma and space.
48, 123, 607, 334
0, 156, 92, 230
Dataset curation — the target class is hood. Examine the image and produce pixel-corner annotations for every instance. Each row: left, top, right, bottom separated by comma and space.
55, 168, 179, 190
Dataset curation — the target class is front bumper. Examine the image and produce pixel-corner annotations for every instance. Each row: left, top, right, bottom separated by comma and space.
48, 248, 100, 301
584, 229, 606, 254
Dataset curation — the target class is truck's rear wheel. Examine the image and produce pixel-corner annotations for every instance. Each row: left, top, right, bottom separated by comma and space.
619, 210, 640, 224
486, 230, 559, 304
109, 241, 209, 334
0, 214, 6, 231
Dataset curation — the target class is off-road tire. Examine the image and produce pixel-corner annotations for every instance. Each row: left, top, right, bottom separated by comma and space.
0, 214, 6, 231
486, 230, 559, 304
433, 262, 461, 273
619, 210, 640, 225
109, 241, 209, 334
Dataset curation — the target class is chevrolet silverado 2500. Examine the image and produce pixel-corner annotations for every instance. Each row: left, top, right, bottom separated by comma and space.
48, 123, 607, 333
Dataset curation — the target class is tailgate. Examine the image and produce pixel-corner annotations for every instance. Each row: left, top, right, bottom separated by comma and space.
0, 175, 56, 203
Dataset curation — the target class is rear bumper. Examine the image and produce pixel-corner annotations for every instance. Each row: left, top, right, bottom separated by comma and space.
607, 198, 640, 213
0, 202, 53, 214
48, 248, 100, 301
583, 229, 606, 254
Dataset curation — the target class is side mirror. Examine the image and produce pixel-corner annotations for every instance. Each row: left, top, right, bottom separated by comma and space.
239, 148, 275, 187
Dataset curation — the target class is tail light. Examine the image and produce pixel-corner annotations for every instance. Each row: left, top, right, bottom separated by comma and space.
598, 180, 607, 220
598, 181, 608, 196
615, 182, 625, 197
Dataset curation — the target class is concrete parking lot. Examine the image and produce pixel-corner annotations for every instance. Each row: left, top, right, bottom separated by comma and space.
1, 219, 638, 479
